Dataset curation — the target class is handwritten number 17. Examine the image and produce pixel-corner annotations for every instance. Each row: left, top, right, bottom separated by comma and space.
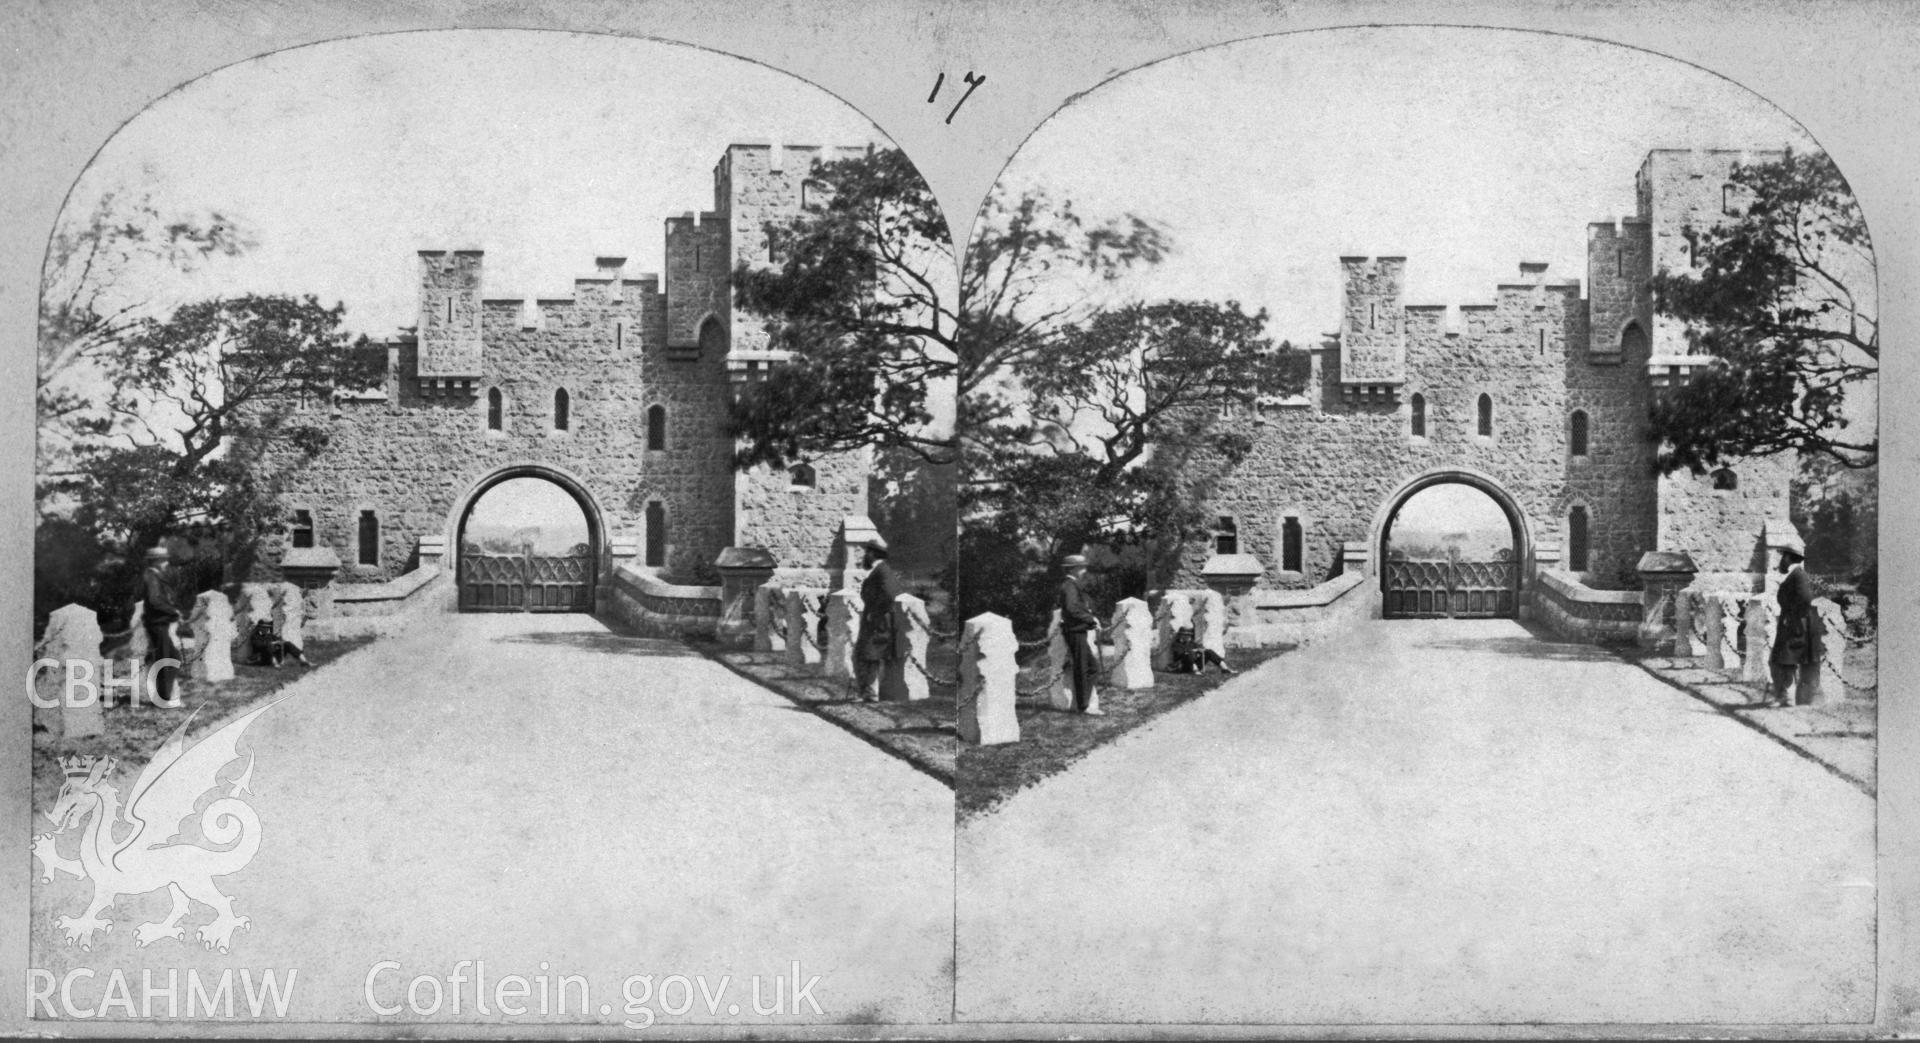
928, 71, 985, 124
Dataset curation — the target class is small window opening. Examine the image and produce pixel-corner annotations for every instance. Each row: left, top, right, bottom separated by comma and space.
1570, 410, 1589, 457
1282, 516, 1303, 573
647, 405, 667, 450
291, 509, 315, 550
1477, 394, 1493, 437
1213, 516, 1239, 556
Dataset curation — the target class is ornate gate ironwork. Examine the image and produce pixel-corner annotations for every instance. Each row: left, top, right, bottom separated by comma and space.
460, 552, 595, 612
1383, 554, 1517, 619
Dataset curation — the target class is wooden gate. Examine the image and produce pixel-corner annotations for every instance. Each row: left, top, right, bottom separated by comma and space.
1383, 553, 1517, 619
460, 552, 595, 612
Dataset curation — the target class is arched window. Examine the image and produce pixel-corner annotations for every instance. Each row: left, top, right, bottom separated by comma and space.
644, 501, 667, 568
1619, 321, 1648, 360
487, 388, 503, 431
1570, 410, 1590, 457
291, 509, 315, 550
358, 509, 380, 566
1568, 506, 1590, 572
1712, 467, 1738, 491
553, 388, 570, 431
697, 315, 726, 360
1477, 393, 1493, 437
789, 463, 817, 489
1213, 516, 1238, 556
1281, 515, 1304, 573
1409, 393, 1426, 438
646, 405, 667, 450
1722, 183, 1737, 215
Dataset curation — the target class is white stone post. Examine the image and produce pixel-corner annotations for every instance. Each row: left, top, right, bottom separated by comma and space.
1742, 595, 1778, 685
233, 583, 274, 652
824, 590, 862, 681
1707, 594, 1743, 675
187, 591, 236, 683
1673, 590, 1708, 658
271, 582, 306, 651
883, 593, 931, 702
1152, 593, 1194, 671
783, 588, 824, 670
753, 584, 786, 654
1109, 597, 1154, 690
33, 604, 106, 743
123, 601, 150, 662
1192, 589, 1228, 660
957, 613, 1019, 746
1813, 598, 1848, 707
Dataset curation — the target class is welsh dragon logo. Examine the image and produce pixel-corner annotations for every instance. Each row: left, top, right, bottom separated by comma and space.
32, 701, 279, 954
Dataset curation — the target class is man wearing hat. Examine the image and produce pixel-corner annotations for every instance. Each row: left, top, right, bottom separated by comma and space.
854, 535, 906, 701
140, 545, 182, 707
1057, 554, 1103, 715
1767, 535, 1826, 707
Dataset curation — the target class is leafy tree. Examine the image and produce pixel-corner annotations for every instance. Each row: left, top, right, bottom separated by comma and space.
729, 148, 957, 467
39, 294, 381, 619
1648, 148, 1876, 473
728, 149, 1171, 469
962, 301, 1309, 623
39, 190, 253, 415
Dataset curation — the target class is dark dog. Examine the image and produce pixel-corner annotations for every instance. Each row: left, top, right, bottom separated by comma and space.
1168, 626, 1205, 674
248, 620, 307, 668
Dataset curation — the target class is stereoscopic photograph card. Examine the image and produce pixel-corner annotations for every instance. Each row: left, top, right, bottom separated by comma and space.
1, 1, 1913, 1038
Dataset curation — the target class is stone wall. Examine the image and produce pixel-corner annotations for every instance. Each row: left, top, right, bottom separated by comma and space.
248, 144, 873, 592
1179, 151, 1789, 598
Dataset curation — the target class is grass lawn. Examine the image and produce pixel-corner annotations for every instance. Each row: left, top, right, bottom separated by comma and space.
30, 636, 374, 818
956, 642, 1291, 823
697, 641, 959, 786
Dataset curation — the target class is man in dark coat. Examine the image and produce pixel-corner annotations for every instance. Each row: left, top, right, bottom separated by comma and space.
140, 545, 182, 708
1058, 554, 1102, 715
854, 536, 906, 701
1768, 538, 1826, 707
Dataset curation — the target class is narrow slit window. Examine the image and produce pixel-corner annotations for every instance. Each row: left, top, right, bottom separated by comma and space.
487, 388, 503, 431
445, 296, 453, 324
1722, 183, 1736, 215
615, 322, 623, 352
553, 388, 570, 431
1568, 506, 1590, 572
1410, 393, 1426, 438
1477, 394, 1493, 437
1615, 247, 1623, 277
645, 501, 667, 568
358, 510, 380, 566
1282, 516, 1303, 573
1570, 410, 1589, 457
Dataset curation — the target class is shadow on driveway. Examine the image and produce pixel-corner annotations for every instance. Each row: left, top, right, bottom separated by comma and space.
491, 628, 703, 658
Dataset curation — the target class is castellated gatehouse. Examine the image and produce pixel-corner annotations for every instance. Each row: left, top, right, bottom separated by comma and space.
247, 144, 879, 623
1181, 149, 1798, 638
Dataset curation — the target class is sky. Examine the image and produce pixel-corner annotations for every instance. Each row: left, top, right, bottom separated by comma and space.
56, 30, 892, 338
463, 477, 590, 553
991, 26, 1839, 349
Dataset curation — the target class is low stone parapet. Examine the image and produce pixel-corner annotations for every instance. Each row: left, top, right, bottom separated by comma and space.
309, 565, 452, 640
1228, 571, 1371, 649
603, 564, 723, 640
1530, 570, 1641, 644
